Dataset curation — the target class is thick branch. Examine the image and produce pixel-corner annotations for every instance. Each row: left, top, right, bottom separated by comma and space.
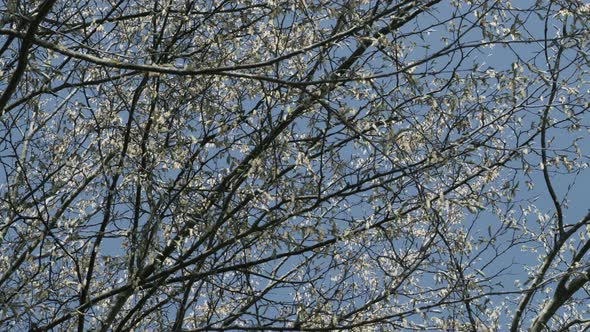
0, 0, 57, 115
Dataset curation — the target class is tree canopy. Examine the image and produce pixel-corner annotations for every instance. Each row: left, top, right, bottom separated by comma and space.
1, 0, 590, 330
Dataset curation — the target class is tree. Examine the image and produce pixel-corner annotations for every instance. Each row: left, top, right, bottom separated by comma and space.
0, 0, 589, 330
